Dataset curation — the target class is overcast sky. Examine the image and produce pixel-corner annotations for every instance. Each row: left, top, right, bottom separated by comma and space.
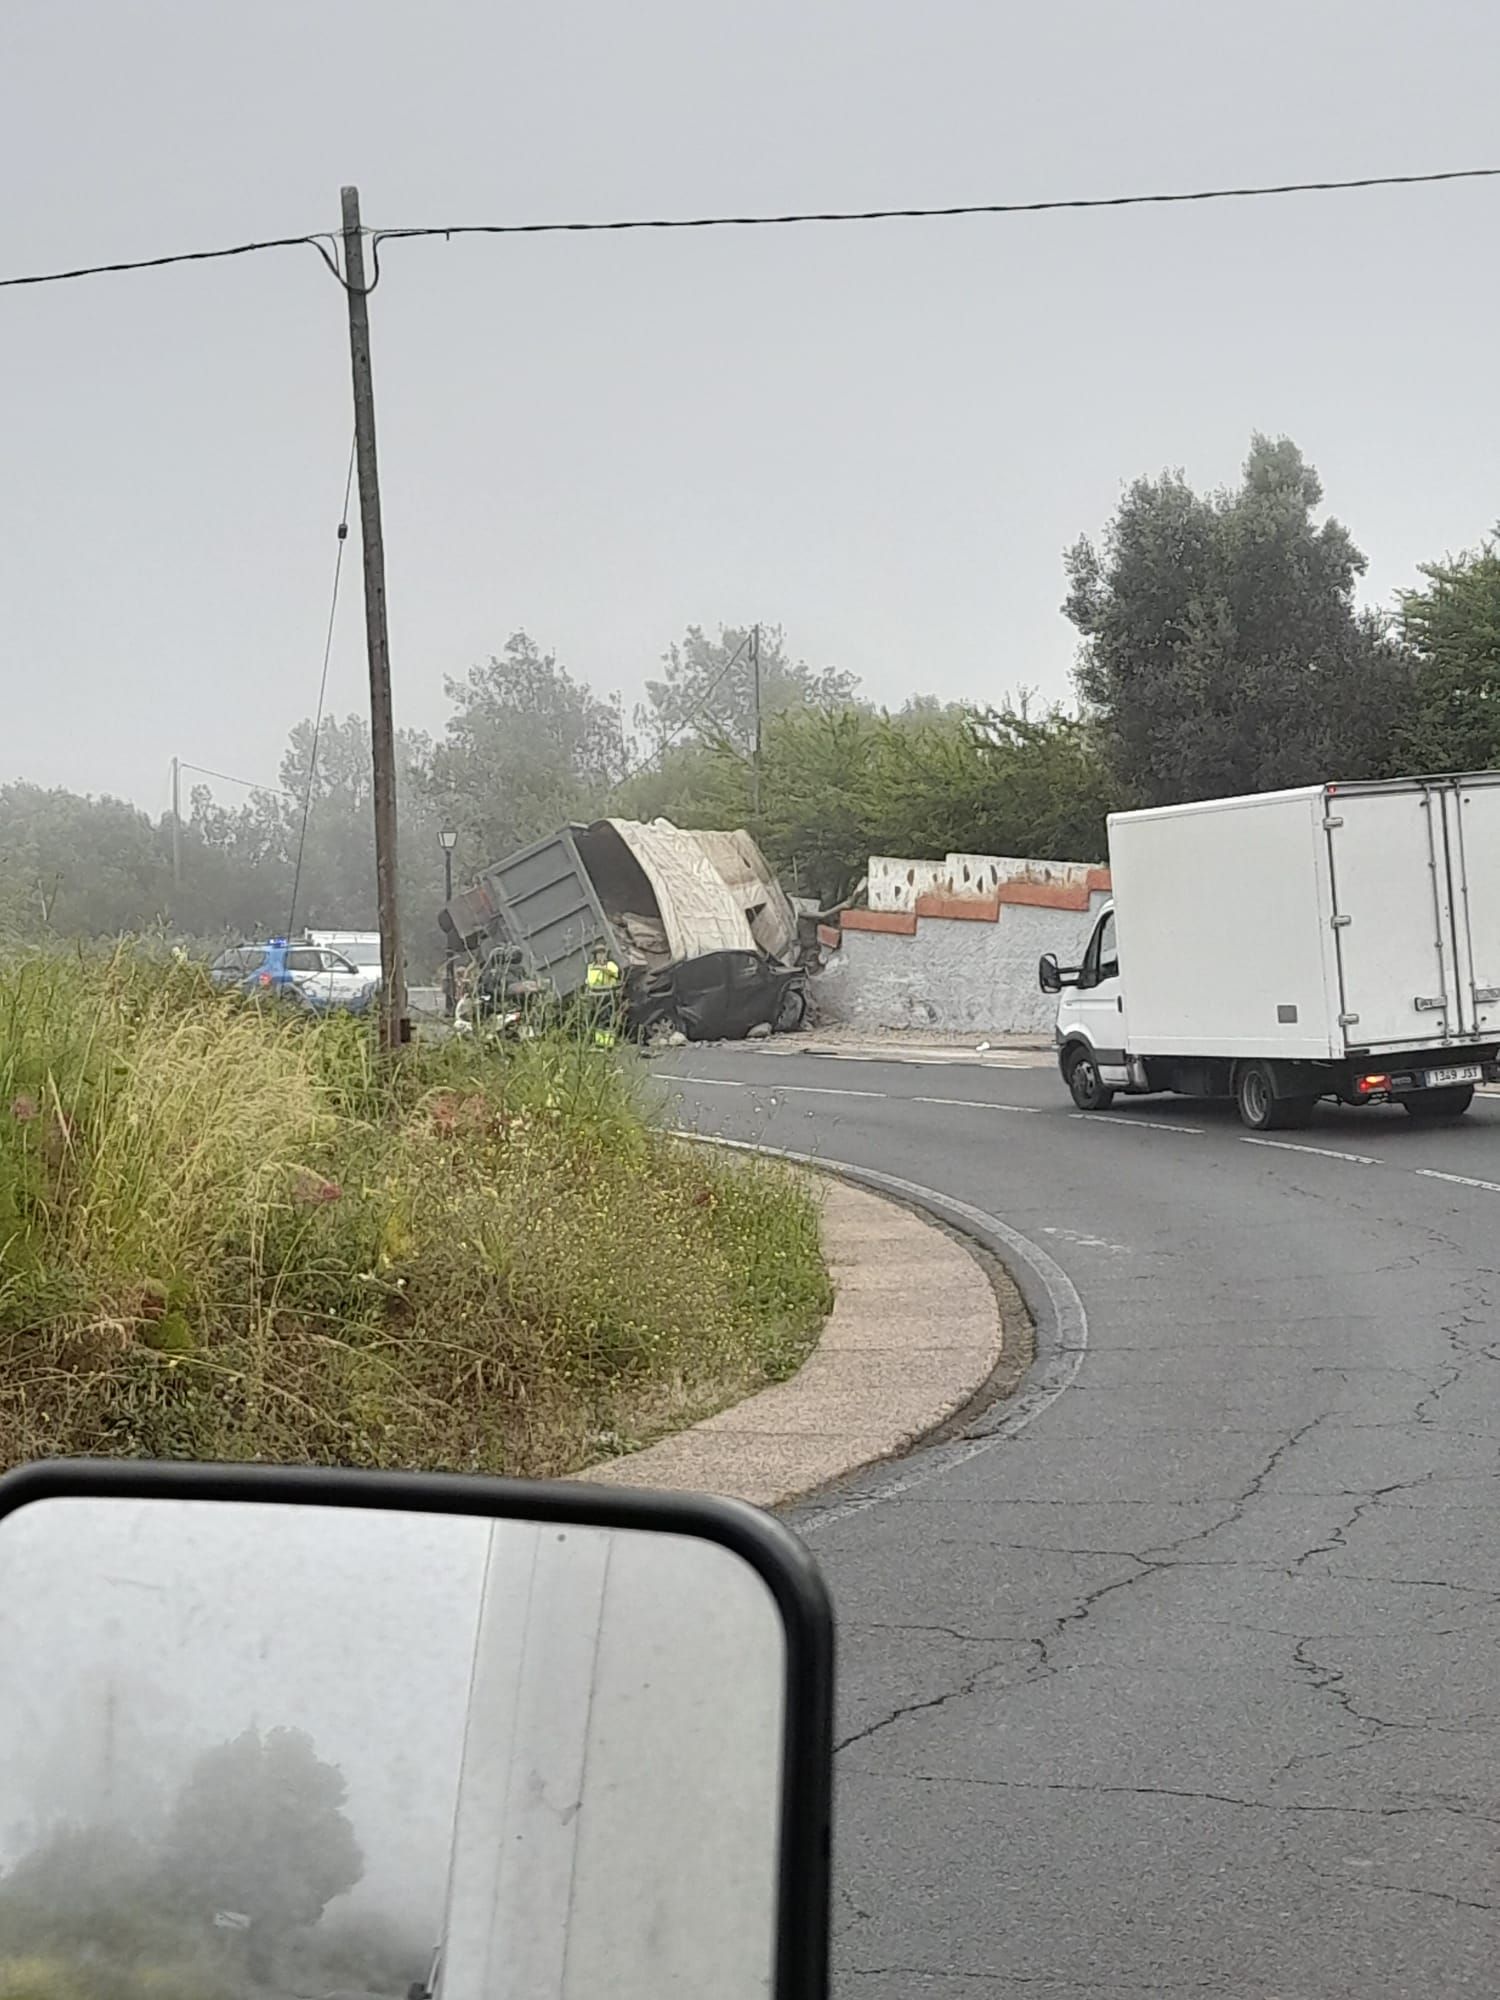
3, 0, 1497, 816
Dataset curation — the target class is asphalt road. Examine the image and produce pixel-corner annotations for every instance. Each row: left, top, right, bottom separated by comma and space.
654, 1046, 1500, 1998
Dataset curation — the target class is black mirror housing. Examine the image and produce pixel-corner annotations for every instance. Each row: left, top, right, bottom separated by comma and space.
1038, 954, 1062, 994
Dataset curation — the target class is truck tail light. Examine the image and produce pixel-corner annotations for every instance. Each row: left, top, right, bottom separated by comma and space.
1358, 1073, 1390, 1094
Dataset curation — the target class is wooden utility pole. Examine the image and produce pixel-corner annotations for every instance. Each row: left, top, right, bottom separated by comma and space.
170, 756, 182, 897
340, 185, 408, 1049
750, 623, 763, 818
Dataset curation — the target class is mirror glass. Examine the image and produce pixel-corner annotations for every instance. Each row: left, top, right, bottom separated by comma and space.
1037, 952, 1062, 994
0, 1497, 787, 2000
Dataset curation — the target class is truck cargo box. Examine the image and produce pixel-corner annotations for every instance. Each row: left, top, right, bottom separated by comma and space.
1108, 775, 1500, 1061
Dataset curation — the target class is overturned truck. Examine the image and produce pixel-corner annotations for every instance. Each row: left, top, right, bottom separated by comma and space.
438, 818, 807, 1041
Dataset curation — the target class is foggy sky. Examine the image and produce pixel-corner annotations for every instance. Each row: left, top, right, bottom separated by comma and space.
3, 0, 1498, 815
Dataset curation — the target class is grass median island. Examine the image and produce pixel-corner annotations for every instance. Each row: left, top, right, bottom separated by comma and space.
0, 951, 830, 1475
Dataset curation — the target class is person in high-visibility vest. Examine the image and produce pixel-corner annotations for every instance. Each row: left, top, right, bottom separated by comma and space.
584, 945, 621, 1049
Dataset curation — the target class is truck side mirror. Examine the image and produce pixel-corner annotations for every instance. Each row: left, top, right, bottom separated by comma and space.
0, 1462, 834, 2000
1038, 954, 1063, 994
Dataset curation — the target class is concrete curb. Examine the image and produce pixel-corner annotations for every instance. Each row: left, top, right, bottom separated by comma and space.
578, 1156, 1008, 1510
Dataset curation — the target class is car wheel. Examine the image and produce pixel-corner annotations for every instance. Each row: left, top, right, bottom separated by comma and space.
1235, 1062, 1293, 1131
1405, 1084, 1475, 1121
1065, 1046, 1115, 1112
775, 984, 808, 1032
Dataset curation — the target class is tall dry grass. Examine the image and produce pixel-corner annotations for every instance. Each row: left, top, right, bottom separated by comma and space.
0, 950, 828, 1474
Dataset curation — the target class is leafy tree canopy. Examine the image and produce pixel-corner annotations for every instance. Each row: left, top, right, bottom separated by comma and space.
1066, 434, 1416, 805
1396, 532, 1500, 773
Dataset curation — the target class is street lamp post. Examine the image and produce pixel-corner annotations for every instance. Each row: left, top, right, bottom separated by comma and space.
438, 829, 458, 1017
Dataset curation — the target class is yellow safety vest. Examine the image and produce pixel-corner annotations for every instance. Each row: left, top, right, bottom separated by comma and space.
586, 960, 620, 989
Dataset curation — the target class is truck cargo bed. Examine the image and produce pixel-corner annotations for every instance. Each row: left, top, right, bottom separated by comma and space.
1108, 775, 1500, 1062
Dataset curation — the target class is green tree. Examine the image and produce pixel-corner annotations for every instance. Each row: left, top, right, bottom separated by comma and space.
610, 737, 750, 831
750, 706, 888, 901
0, 1823, 173, 1965
870, 704, 1116, 869
1396, 533, 1500, 772
168, 783, 292, 942
1066, 434, 1415, 805
639, 624, 860, 753
160, 1726, 362, 1981
277, 712, 447, 966
0, 785, 168, 938
612, 696, 1115, 908
418, 631, 625, 868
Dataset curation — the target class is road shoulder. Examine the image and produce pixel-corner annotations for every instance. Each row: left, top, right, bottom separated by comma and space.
580, 1174, 1007, 1507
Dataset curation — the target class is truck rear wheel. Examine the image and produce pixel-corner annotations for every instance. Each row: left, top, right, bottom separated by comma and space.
1405, 1084, 1475, 1121
1235, 1062, 1299, 1132
1065, 1046, 1115, 1112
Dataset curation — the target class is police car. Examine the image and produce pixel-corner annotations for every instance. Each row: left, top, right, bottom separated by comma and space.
208, 938, 380, 1014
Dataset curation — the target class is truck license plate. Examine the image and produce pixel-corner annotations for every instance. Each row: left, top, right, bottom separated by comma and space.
1422, 1064, 1483, 1088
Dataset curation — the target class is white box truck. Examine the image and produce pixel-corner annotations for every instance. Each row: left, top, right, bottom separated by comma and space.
1040, 775, 1500, 1129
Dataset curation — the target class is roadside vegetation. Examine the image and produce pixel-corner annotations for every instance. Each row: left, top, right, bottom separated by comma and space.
0, 949, 828, 1477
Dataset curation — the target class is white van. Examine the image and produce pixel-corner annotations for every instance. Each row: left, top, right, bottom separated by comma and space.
1043, 777, 1500, 1129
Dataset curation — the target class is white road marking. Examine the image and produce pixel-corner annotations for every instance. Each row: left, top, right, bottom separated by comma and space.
757, 1046, 1054, 1068
1071, 1113, 1204, 1135
670, 1076, 887, 1100
1417, 1167, 1500, 1194
1240, 1137, 1379, 1166
678, 1076, 1040, 1113
772, 1083, 887, 1099
1043, 1226, 1133, 1254
913, 1095, 1040, 1113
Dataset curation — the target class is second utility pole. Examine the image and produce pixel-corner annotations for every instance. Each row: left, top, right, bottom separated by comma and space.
750, 623, 762, 818
341, 185, 408, 1050
170, 756, 182, 899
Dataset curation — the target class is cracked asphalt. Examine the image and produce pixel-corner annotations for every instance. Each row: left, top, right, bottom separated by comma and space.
655, 1048, 1500, 1997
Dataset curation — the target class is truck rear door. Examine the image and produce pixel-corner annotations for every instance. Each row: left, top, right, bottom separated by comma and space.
1444, 775, 1500, 1042
1327, 784, 1463, 1049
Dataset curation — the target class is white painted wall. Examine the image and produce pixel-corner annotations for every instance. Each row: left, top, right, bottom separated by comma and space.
812, 892, 1110, 1036
868, 853, 1099, 912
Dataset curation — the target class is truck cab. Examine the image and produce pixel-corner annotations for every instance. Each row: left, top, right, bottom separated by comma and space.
1043, 902, 1128, 1111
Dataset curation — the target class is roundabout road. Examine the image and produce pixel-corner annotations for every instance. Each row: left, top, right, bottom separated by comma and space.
655, 1047, 1500, 1998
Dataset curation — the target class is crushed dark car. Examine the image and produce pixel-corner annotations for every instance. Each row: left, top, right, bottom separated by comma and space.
633, 949, 807, 1043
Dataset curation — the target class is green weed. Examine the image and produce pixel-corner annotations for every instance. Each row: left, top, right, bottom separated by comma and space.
0, 948, 829, 1476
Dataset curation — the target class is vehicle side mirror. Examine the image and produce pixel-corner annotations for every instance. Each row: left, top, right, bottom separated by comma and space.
1040, 948, 1088, 988
0, 1463, 833, 2000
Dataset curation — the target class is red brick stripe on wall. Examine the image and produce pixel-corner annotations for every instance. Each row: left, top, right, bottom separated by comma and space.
996, 880, 1091, 911
843, 867, 1109, 933
913, 890, 1000, 922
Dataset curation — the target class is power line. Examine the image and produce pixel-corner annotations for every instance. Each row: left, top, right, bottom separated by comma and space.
3, 165, 1498, 295
373, 165, 1500, 247
178, 761, 298, 801
286, 436, 359, 940
0, 232, 345, 293
619, 631, 755, 787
